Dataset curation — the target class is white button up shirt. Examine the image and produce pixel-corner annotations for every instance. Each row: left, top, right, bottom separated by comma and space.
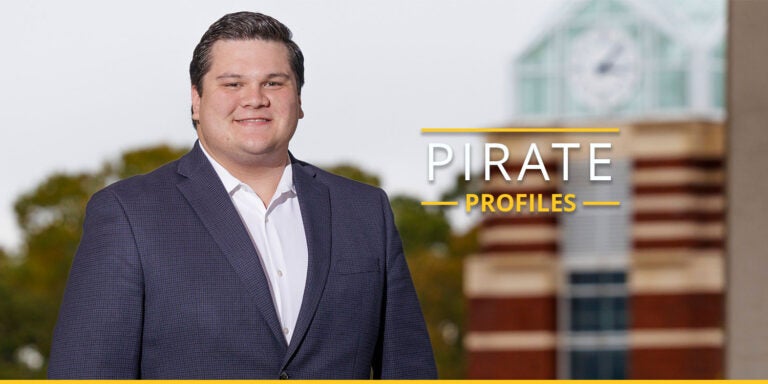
201, 145, 308, 344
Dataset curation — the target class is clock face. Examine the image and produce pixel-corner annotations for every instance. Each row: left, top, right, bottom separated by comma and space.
567, 26, 641, 110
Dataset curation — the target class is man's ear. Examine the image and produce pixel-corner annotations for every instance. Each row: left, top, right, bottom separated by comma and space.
298, 95, 304, 119
191, 85, 201, 122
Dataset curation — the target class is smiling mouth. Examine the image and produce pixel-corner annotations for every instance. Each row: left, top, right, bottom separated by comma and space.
235, 118, 271, 123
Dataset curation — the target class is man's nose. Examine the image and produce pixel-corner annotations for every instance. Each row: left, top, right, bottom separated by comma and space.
241, 85, 269, 108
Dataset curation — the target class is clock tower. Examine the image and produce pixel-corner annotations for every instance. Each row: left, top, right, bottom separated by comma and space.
513, 0, 724, 121
465, 0, 726, 379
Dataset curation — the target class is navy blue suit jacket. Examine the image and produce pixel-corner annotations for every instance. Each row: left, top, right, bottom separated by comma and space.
48, 143, 436, 379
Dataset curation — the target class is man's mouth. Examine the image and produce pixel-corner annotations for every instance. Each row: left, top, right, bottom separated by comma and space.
235, 118, 270, 123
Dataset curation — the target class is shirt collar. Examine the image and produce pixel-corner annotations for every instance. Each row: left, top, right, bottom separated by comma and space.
199, 143, 296, 200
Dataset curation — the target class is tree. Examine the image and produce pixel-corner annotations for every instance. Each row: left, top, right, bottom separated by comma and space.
389, 197, 469, 379
323, 164, 381, 187
0, 258, 48, 378
390, 196, 451, 255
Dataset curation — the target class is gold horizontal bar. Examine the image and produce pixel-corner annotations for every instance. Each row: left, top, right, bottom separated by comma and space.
420, 201, 459, 206
582, 201, 622, 206
421, 127, 620, 133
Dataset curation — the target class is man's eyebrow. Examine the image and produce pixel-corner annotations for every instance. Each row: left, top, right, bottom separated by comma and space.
214, 73, 291, 80
215, 73, 243, 80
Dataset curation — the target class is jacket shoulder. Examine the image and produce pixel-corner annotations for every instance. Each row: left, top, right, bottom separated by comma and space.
98, 158, 183, 201
294, 160, 387, 200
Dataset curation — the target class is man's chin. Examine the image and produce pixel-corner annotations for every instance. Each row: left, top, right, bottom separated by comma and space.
237, 146, 289, 164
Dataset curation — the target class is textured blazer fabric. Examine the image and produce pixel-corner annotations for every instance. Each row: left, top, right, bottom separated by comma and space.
48, 142, 437, 379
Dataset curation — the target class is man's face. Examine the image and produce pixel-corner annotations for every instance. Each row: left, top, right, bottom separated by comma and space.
192, 39, 303, 167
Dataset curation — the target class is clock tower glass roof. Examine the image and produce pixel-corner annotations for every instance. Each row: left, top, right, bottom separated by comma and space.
514, 0, 725, 122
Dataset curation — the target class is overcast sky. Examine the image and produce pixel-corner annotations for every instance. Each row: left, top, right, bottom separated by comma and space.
0, 0, 567, 250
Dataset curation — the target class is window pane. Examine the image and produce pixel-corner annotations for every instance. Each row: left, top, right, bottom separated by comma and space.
570, 350, 628, 379
605, 0, 631, 14
656, 33, 687, 66
611, 348, 628, 379
570, 272, 601, 285
570, 272, 626, 285
519, 76, 549, 114
570, 297, 599, 331
658, 70, 688, 108
570, 296, 627, 331
608, 296, 628, 330
712, 70, 724, 108
570, 350, 599, 379
571, 0, 600, 22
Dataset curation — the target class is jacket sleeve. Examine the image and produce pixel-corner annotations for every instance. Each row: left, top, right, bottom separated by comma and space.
371, 190, 438, 379
48, 189, 144, 378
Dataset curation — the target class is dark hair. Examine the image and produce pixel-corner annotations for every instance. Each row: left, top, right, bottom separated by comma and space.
190, 11, 304, 93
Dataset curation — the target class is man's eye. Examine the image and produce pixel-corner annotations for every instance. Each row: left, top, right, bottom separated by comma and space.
265, 81, 283, 87
224, 83, 242, 88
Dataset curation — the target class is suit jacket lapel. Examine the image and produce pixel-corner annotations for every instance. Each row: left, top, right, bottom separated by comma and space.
282, 155, 332, 366
176, 142, 288, 350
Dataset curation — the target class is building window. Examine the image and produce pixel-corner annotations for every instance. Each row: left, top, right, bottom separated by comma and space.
519, 76, 550, 115
559, 159, 631, 379
711, 42, 726, 109
570, 349, 628, 379
657, 70, 688, 108
564, 271, 629, 379
568, 272, 628, 333
516, 38, 555, 116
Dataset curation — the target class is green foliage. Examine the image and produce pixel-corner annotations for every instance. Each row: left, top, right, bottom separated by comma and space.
115, 145, 189, 179
14, 173, 101, 236
406, 233, 470, 379
0, 250, 50, 378
390, 196, 451, 255
389, 192, 475, 378
440, 171, 481, 202
323, 164, 381, 187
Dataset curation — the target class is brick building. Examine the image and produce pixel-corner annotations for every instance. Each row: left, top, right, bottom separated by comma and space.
464, 0, 726, 379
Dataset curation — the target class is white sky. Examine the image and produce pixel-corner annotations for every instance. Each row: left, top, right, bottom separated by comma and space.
0, 0, 567, 250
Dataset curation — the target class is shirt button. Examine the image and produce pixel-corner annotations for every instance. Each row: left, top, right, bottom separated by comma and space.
277, 270, 284, 277
283, 327, 289, 335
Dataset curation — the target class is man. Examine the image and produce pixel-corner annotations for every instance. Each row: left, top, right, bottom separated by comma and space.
48, 11, 436, 379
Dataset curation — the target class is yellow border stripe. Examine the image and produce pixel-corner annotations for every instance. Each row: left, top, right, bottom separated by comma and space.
582, 201, 622, 206
421, 201, 459, 206
20, 380, 755, 383
421, 127, 620, 133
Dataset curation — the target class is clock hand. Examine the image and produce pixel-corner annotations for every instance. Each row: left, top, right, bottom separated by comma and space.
596, 44, 625, 74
